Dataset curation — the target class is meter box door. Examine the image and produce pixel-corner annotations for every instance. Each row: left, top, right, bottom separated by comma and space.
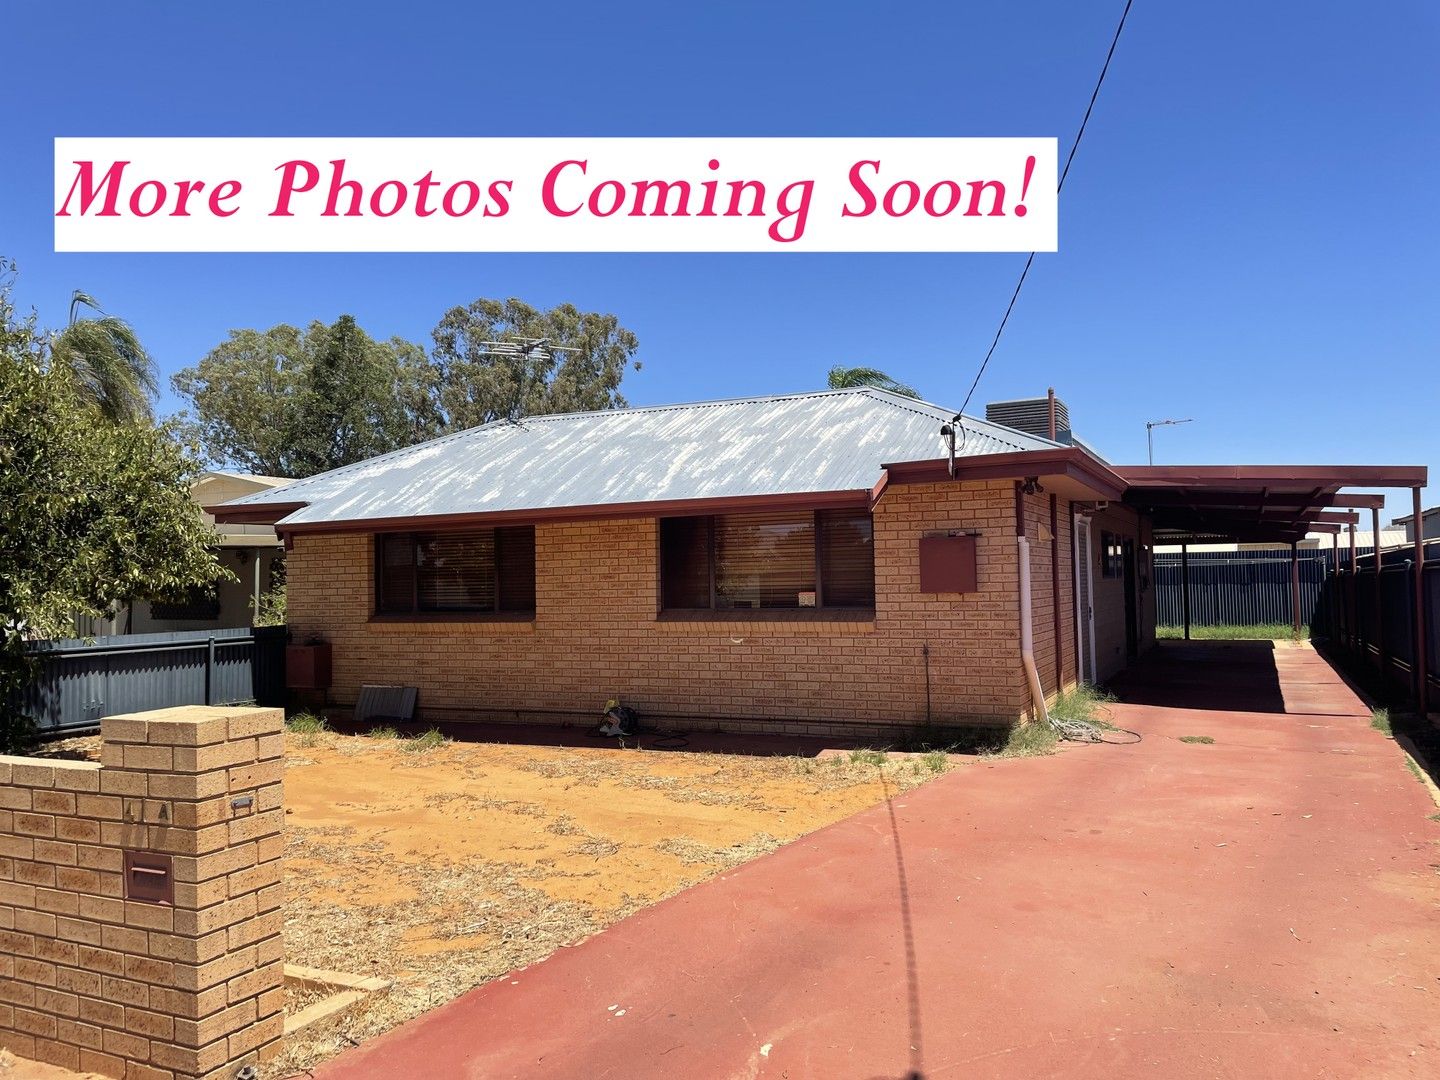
286, 642, 333, 690
918, 534, 978, 594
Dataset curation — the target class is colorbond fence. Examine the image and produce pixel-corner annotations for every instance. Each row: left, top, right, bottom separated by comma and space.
17, 625, 288, 736
1154, 547, 1367, 629
1315, 542, 1439, 709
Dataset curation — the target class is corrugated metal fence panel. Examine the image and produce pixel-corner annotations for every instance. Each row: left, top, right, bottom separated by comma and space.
19, 626, 288, 736
1316, 544, 1440, 708
1154, 548, 1359, 628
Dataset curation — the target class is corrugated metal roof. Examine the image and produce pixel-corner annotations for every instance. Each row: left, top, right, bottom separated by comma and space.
220, 386, 1059, 527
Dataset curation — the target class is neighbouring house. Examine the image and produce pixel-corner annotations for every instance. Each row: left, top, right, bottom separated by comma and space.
211, 387, 1427, 738
1395, 506, 1440, 544
78, 471, 291, 636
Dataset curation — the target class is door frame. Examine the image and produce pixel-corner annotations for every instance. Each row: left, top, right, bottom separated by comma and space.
1073, 512, 1098, 684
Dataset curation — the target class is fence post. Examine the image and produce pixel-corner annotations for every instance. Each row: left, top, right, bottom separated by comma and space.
204, 635, 215, 707
1180, 543, 1191, 640
1290, 542, 1301, 635
1413, 486, 1429, 718
1373, 507, 1385, 684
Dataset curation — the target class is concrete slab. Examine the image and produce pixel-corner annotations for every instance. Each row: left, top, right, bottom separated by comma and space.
311, 643, 1440, 1080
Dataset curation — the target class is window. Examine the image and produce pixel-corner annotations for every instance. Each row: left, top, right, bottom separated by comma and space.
1101, 531, 1125, 579
376, 527, 536, 614
660, 509, 875, 611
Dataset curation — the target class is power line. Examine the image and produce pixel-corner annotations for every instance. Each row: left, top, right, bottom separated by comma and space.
954, 0, 1134, 427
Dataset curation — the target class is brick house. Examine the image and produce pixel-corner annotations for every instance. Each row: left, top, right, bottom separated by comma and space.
211, 387, 1157, 738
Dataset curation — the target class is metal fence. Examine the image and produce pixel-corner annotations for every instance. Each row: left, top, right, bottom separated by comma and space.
1154, 547, 1367, 628
18, 625, 288, 736
1315, 542, 1439, 708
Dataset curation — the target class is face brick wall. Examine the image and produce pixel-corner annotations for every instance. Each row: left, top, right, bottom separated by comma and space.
1017, 490, 1079, 713
287, 480, 1042, 736
0, 706, 284, 1079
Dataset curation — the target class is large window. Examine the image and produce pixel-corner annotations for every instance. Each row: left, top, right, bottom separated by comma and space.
376, 527, 536, 615
660, 509, 875, 611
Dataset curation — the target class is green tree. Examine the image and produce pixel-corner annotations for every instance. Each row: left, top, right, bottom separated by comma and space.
49, 290, 158, 423
826, 365, 919, 398
0, 265, 223, 751
431, 298, 640, 430
172, 317, 443, 477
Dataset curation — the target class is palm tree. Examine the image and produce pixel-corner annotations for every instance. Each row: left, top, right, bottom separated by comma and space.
826, 365, 920, 399
50, 291, 157, 423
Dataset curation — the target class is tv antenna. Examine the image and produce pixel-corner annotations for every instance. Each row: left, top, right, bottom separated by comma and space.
1145, 417, 1193, 465
477, 336, 579, 364
478, 337, 581, 423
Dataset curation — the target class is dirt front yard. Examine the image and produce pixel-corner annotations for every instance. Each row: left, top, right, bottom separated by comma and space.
276, 729, 954, 1074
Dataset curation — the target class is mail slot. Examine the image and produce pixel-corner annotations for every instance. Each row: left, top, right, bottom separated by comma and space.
918, 533, 978, 594
124, 850, 174, 905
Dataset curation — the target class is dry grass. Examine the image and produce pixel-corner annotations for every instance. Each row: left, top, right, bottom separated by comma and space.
273, 729, 955, 1074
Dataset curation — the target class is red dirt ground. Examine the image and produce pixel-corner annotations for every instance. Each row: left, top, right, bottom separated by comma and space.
313, 642, 1440, 1079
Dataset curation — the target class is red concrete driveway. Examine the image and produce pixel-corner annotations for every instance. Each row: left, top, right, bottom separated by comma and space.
315, 643, 1439, 1080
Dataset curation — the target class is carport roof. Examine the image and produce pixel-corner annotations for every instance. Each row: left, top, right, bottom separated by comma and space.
1117, 465, 1428, 544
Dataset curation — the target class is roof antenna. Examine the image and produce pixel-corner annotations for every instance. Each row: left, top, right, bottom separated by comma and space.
478, 336, 580, 422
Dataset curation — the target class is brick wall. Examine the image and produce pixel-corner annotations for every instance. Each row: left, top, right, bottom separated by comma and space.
1018, 491, 1079, 713
0, 706, 284, 1079
288, 480, 1042, 736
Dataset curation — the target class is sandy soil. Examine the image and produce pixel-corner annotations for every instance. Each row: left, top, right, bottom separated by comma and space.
275, 730, 953, 1075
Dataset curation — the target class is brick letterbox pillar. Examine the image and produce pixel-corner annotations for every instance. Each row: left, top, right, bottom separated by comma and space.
0, 705, 285, 1079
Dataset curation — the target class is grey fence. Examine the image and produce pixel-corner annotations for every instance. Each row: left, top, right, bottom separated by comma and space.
19, 625, 288, 737
1154, 548, 1366, 628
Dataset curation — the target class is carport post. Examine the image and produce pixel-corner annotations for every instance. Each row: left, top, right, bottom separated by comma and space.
1413, 486, 1428, 718
1290, 541, 1301, 635
1180, 542, 1191, 641
1348, 525, 1357, 654
1374, 506, 1385, 681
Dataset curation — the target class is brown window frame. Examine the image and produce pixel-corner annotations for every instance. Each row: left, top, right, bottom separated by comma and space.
659, 509, 876, 612
374, 526, 536, 616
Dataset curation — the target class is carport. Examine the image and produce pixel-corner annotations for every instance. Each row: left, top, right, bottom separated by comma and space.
1118, 464, 1430, 716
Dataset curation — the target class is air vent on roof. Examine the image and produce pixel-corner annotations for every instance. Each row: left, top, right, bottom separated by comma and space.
986, 393, 1071, 443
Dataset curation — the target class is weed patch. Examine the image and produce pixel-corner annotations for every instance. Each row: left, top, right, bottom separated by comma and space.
1178, 735, 1215, 745
848, 748, 889, 767
287, 711, 329, 748
1370, 709, 1392, 738
402, 728, 450, 755
992, 721, 1059, 758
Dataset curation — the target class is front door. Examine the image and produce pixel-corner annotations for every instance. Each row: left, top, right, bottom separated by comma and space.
1123, 538, 1139, 659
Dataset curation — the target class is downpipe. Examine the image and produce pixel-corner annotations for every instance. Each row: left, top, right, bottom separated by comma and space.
1017, 535, 1051, 726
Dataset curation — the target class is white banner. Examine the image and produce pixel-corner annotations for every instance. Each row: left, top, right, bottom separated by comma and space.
54, 138, 1057, 253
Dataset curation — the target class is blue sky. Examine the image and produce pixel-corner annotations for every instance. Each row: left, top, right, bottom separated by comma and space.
3, 1, 1436, 521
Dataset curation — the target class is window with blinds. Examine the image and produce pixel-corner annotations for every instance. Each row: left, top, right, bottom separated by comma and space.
376, 527, 535, 614
818, 509, 875, 607
660, 509, 875, 611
